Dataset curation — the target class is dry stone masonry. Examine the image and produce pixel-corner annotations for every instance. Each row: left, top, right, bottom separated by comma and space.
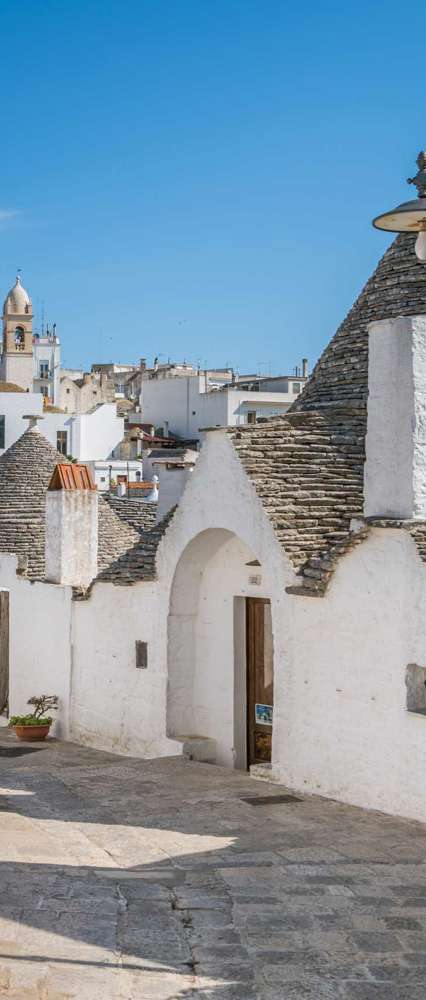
229, 233, 426, 593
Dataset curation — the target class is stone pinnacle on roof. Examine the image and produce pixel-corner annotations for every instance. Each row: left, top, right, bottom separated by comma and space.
373, 151, 426, 263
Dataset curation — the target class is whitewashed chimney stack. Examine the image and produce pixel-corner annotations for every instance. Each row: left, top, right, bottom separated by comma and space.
364, 315, 426, 519
45, 464, 98, 587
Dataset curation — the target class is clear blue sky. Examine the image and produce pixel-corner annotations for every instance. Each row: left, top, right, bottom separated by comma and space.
0, 0, 422, 373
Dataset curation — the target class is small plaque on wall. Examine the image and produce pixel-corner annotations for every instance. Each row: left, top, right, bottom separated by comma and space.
135, 641, 148, 669
255, 703, 273, 726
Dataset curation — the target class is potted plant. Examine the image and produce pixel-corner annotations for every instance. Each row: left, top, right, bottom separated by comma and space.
9, 695, 59, 742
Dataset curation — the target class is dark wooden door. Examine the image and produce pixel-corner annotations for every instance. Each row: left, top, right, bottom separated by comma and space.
0, 591, 9, 716
246, 597, 273, 766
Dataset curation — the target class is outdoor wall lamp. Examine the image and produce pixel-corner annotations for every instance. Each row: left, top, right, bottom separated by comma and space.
373, 151, 426, 263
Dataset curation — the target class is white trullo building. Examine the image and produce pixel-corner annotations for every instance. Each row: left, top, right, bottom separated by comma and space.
3, 230, 426, 823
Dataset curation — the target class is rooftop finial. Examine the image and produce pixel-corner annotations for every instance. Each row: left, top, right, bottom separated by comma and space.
23, 414, 44, 430
407, 151, 426, 199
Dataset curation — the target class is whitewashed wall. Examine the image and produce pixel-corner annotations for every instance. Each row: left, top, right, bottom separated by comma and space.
0, 391, 43, 453
69, 404, 124, 461
70, 580, 180, 757
70, 430, 289, 760
1, 554, 72, 738
278, 527, 426, 823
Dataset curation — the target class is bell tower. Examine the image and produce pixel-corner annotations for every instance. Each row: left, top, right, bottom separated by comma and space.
0, 275, 34, 390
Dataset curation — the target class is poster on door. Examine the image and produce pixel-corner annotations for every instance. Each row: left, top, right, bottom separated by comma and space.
255, 703, 273, 726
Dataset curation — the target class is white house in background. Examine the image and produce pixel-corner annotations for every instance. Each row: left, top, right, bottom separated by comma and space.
0, 388, 124, 462
88, 460, 143, 492
67, 403, 124, 461
33, 329, 61, 404
140, 369, 308, 440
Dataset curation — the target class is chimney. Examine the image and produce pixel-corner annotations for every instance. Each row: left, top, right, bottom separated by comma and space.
145, 473, 159, 503
302, 358, 309, 378
45, 463, 98, 587
364, 315, 426, 519
153, 453, 197, 521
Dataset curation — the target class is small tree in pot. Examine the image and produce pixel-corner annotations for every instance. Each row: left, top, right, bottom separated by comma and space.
9, 695, 59, 742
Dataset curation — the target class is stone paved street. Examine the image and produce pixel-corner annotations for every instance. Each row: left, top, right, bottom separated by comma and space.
1, 733, 426, 997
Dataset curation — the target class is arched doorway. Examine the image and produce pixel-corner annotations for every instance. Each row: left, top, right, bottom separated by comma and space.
167, 529, 274, 769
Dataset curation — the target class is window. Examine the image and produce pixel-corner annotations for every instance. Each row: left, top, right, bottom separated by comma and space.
14, 326, 25, 350
247, 411, 257, 425
100, 476, 106, 483
135, 471, 141, 482
135, 641, 148, 669
293, 382, 301, 394
0, 416, 4, 449
66, 388, 70, 394
40, 385, 48, 398
57, 431, 67, 456
39, 361, 49, 379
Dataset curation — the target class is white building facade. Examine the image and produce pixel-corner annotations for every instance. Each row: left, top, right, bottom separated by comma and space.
141, 371, 307, 440
0, 391, 124, 462
33, 330, 61, 405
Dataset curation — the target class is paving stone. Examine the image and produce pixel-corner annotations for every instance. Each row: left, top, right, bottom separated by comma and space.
339, 987, 426, 999
350, 931, 401, 953
2, 732, 426, 998
383, 916, 422, 931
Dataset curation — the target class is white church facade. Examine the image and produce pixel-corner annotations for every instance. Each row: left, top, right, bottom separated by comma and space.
3, 224, 426, 824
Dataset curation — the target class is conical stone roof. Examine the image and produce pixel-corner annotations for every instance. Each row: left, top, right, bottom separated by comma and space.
0, 427, 65, 578
294, 232, 426, 411
0, 427, 139, 581
230, 232, 426, 594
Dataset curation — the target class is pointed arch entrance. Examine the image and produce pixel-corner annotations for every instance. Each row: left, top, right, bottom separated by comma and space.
167, 528, 274, 769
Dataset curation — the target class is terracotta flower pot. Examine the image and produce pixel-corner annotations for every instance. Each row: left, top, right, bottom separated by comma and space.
13, 724, 51, 742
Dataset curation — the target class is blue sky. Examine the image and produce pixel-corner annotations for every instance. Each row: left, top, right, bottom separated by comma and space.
0, 0, 422, 373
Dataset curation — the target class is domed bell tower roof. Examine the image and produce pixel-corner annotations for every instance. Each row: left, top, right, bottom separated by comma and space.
3, 274, 32, 316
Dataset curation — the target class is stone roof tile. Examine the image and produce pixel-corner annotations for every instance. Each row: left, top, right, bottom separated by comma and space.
102, 495, 157, 533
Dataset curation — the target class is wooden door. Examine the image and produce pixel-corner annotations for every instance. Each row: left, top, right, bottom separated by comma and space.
246, 597, 273, 766
0, 591, 9, 716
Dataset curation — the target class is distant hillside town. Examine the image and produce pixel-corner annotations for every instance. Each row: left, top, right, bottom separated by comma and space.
0, 273, 309, 495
